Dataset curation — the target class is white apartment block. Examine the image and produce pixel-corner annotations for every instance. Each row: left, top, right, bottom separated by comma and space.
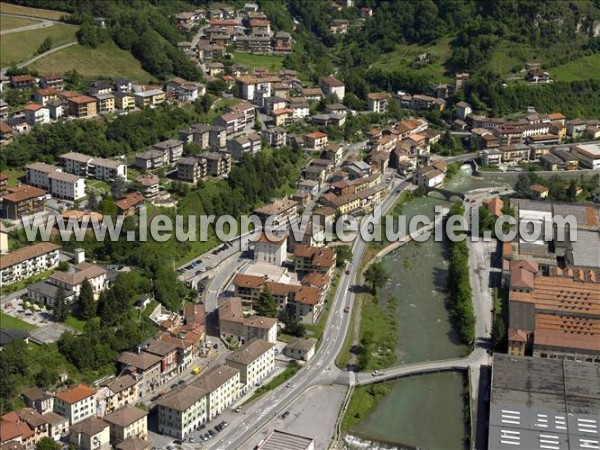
254, 232, 287, 266
26, 162, 61, 189
102, 405, 148, 446
225, 339, 275, 392
60, 152, 128, 182
48, 262, 107, 298
0, 242, 60, 287
54, 384, 97, 425
49, 171, 86, 200
191, 365, 240, 421
157, 385, 208, 439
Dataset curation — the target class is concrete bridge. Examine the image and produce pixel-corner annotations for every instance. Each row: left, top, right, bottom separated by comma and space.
348, 348, 490, 386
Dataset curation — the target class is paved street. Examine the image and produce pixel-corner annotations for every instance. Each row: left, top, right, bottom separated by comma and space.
238, 385, 347, 450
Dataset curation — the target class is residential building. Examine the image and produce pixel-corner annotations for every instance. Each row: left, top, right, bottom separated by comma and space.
227, 132, 262, 160
54, 385, 97, 425
69, 418, 110, 450
1, 185, 46, 220
20, 388, 54, 414
262, 127, 286, 148
133, 90, 165, 108
214, 111, 245, 136
410, 94, 445, 111
225, 339, 275, 392
136, 174, 160, 199
89, 81, 112, 95
254, 232, 287, 266
94, 93, 116, 114
100, 375, 140, 415
203, 152, 232, 177
319, 76, 345, 100
191, 365, 240, 420
218, 297, 278, 344
135, 149, 168, 171
253, 198, 299, 227
39, 74, 64, 91
115, 193, 145, 216
114, 92, 136, 110
176, 157, 206, 184
455, 101, 472, 120
34, 88, 58, 106
102, 406, 148, 446
156, 385, 208, 439
481, 148, 502, 166
304, 132, 328, 151
0, 100, 8, 120
143, 339, 179, 381
48, 172, 86, 201
209, 126, 227, 149
0, 243, 60, 287
573, 143, 600, 170
322, 143, 343, 165
287, 97, 310, 119
23, 104, 50, 126
488, 354, 599, 450
67, 96, 98, 118
48, 261, 107, 299
115, 79, 132, 93
117, 352, 161, 397
10, 74, 35, 91
529, 184, 549, 200
153, 139, 184, 164
366, 93, 390, 113
226, 102, 256, 128
60, 152, 127, 182
283, 338, 317, 362
293, 245, 335, 277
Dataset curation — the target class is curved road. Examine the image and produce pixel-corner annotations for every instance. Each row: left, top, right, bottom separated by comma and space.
0, 13, 56, 35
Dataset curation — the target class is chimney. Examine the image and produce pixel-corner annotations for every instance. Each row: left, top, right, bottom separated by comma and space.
73, 248, 85, 264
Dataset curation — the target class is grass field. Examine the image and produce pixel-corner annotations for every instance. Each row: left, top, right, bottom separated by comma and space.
370, 35, 453, 82
549, 54, 600, 81
64, 315, 86, 332
30, 41, 154, 82
233, 52, 284, 71
1, 169, 25, 186
0, 311, 38, 331
0, 14, 40, 30
0, 2, 68, 20
0, 22, 77, 66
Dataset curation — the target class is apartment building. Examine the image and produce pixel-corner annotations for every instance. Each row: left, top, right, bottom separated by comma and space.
133, 90, 165, 108
69, 417, 110, 450
191, 365, 240, 421
366, 93, 391, 113
54, 385, 97, 425
203, 152, 232, 177
26, 162, 61, 190
59, 152, 127, 182
0, 242, 60, 287
117, 352, 162, 397
67, 96, 98, 118
214, 111, 245, 136
152, 140, 184, 164
114, 92, 135, 110
574, 143, 600, 170
218, 297, 278, 344
287, 97, 310, 119
23, 104, 50, 126
143, 339, 179, 381
176, 157, 207, 184
156, 385, 208, 439
136, 174, 160, 199
100, 375, 140, 415
254, 232, 287, 266
179, 124, 211, 149
48, 171, 86, 201
293, 245, 335, 277
226, 102, 256, 128
253, 198, 299, 227
135, 149, 168, 171
225, 339, 275, 392
94, 93, 116, 114
227, 132, 262, 160
102, 405, 148, 446
48, 262, 107, 299
1, 184, 46, 220
304, 132, 328, 151
319, 76, 345, 100
262, 127, 286, 148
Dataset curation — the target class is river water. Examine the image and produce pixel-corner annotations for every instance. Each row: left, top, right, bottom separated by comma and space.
347, 169, 508, 449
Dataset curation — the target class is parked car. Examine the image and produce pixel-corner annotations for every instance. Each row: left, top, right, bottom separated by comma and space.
281, 411, 290, 419
344, 306, 350, 313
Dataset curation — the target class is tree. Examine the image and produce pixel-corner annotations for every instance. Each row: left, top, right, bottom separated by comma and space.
515, 173, 533, 199
77, 278, 95, 320
58, 261, 69, 272
87, 188, 99, 210
335, 245, 352, 267
491, 317, 506, 351
364, 262, 389, 294
53, 286, 68, 322
255, 287, 278, 318
36, 437, 62, 450
111, 175, 128, 199
36, 37, 52, 55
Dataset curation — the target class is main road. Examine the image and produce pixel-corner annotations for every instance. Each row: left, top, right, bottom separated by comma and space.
207, 178, 407, 449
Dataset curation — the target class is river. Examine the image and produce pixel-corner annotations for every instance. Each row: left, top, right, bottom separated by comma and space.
346, 168, 508, 449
